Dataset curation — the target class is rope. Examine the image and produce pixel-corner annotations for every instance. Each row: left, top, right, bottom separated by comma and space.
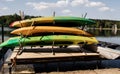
18, 20, 34, 45
12, 19, 36, 68
24, 20, 35, 37
15, 20, 35, 56
19, 21, 23, 27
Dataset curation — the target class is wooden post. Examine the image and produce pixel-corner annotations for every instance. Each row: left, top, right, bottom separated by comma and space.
1, 24, 5, 73
53, 11, 55, 17
52, 41, 55, 55
1, 24, 4, 42
52, 11, 55, 55
19, 10, 25, 20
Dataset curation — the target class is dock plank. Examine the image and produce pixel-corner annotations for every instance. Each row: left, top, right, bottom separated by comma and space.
11, 52, 99, 59
10, 47, 99, 59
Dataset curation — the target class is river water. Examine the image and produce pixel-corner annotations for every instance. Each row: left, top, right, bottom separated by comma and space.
88, 29, 120, 45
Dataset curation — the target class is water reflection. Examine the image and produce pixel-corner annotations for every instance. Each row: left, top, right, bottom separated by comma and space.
0, 27, 14, 31
0, 27, 14, 43
88, 29, 120, 44
88, 29, 120, 37
112, 29, 117, 35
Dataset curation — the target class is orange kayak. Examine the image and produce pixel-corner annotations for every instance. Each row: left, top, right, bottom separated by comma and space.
11, 26, 93, 37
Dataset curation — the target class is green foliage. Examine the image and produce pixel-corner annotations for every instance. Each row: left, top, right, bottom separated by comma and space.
0, 14, 20, 27
92, 19, 120, 28
0, 13, 40, 27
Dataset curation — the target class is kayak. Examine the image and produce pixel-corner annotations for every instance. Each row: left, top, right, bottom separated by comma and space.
11, 26, 93, 37
0, 35, 98, 48
10, 16, 95, 27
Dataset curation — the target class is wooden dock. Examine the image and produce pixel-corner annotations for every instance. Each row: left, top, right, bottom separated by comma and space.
10, 46, 100, 64
1, 46, 120, 74
2, 46, 104, 73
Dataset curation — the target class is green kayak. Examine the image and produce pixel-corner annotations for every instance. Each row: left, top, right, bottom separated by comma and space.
0, 35, 98, 48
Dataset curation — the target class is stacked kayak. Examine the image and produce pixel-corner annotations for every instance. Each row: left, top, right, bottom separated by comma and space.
11, 26, 93, 37
0, 16, 98, 48
10, 16, 95, 27
0, 35, 98, 48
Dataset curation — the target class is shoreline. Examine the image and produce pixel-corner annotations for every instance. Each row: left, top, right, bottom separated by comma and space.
89, 28, 120, 30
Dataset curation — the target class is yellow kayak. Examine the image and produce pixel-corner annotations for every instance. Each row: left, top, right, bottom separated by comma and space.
11, 26, 93, 37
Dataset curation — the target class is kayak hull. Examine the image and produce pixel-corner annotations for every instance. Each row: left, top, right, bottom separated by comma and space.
11, 26, 93, 37
10, 16, 95, 27
0, 35, 98, 48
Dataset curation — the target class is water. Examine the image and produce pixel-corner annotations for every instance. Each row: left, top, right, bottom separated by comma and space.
97, 36, 120, 45
0, 27, 13, 43
0, 27, 14, 31
88, 29, 120, 45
